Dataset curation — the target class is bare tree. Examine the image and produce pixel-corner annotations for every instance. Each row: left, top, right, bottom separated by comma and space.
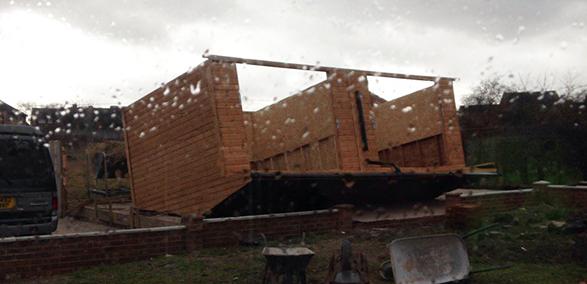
464, 72, 587, 105
462, 75, 513, 105
512, 73, 532, 91
535, 73, 557, 92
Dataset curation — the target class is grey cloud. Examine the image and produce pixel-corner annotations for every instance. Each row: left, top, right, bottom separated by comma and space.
4, 0, 583, 43
1, 0, 238, 42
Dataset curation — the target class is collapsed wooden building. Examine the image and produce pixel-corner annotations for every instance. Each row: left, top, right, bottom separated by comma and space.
122, 55, 467, 217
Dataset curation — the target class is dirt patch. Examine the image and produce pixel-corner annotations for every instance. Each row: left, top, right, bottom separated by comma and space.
53, 217, 114, 234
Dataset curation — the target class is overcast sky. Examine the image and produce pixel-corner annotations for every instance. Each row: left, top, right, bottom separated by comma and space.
1, 0, 585, 111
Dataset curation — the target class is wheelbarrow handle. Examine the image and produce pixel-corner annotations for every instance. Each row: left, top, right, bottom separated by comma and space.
462, 223, 501, 239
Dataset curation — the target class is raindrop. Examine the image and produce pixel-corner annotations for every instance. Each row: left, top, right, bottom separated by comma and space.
402, 106, 413, 113
139, 132, 145, 138
313, 107, 320, 114
190, 81, 201, 95
302, 131, 310, 139
163, 87, 171, 96
274, 171, 283, 180
342, 176, 355, 188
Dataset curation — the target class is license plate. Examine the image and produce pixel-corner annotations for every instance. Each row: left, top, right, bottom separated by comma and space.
0, 197, 16, 209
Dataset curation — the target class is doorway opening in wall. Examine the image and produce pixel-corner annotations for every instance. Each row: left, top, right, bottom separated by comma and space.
235, 64, 327, 112
366, 76, 434, 103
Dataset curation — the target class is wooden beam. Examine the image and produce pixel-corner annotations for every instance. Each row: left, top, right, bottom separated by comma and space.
203, 54, 456, 82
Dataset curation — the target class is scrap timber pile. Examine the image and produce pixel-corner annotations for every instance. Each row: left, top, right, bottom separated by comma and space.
122, 55, 469, 218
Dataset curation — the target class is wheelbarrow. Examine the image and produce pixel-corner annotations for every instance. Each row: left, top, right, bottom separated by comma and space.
262, 247, 314, 284
380, 224, 510, 284
261, 233, 314, 284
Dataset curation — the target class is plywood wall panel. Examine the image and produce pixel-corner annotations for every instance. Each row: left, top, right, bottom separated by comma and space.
374, 85, 443, 150
123, 62, 250, 216
373, 79, 465, 168
249, 80, 336, 161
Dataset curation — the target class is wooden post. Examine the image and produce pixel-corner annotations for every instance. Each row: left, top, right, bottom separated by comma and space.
49, 141, 66, 218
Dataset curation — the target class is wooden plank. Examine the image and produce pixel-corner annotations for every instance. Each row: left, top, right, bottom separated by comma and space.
204, 54, 456, 82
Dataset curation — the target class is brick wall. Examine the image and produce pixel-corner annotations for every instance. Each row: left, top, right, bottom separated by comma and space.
4, 185, 583, 280
447, 189, 535, 215
546, 185, 587, 209
197, 208, 342, 247
353, 215, 446, 230
445, 184, 587, 220
0, 226, 185, 280
0, 208, 345, 280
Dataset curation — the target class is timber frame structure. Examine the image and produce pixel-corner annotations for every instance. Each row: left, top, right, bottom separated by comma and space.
122, 55, 466, 217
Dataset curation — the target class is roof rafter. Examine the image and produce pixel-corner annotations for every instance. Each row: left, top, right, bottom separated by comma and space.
203, 54, 456, 82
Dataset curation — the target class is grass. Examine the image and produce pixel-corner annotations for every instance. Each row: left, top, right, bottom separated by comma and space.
37, 255, 587, 284
472, 263, 587, 284
23, 203, 587, 284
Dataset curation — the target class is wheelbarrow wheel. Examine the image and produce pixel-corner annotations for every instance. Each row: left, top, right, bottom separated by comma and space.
378, 260, 393, 281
